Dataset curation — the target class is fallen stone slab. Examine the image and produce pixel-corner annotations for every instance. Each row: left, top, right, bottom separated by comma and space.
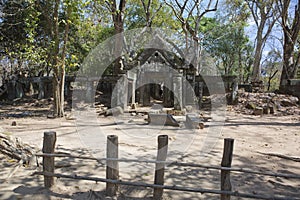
99, 106, 124, 116
186, 114, 204, 129
148, 113, 180, 127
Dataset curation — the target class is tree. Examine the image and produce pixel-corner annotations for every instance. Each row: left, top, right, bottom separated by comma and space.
50, 0, 68, 117
261, 49, 282, 91
126, 0, 177, 29
202, 17, 253, 81
0, 0, 45, 77
165, 0, 219, 74
245, 0, 278, 83
35, 0, 81, 117
104, 0, 127, 75
276, 0, 300, 89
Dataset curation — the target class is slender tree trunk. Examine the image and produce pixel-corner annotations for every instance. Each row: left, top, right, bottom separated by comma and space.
111, 0, 126, 75
238, 48, 243, 84
52, 0, 70, 117
52, 0, 61, 117
113, 21, 124, 75
194, 40, 201, 75
252, 26, 264, 83
268, 69, 278, 91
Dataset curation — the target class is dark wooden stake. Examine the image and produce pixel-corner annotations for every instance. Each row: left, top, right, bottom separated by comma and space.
106, 135, 119, 196
42, 131, 56, 188
221, 138, 234, 200
153, 135, 168, 200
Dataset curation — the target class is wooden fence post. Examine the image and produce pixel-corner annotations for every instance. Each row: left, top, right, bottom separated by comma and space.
42, 131, 56, 188
153, 135, 168, 200
221, 138, 234, 200
106, 135, 119, 196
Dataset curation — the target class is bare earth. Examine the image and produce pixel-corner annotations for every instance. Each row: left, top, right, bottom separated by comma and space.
0, 101, 299, 200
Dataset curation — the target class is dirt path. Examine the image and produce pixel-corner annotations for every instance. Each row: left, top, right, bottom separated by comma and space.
0, 107, 299, 199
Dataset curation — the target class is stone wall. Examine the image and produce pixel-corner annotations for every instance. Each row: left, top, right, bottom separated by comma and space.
286, 79, 300, 98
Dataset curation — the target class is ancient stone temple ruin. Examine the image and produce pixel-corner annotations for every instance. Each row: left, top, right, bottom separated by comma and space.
0, 48, 240, 110
111, 49, 197, 110
108, 47, 239, 110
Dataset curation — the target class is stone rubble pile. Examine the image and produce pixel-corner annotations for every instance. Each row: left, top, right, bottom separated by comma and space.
232, 92, 300, 116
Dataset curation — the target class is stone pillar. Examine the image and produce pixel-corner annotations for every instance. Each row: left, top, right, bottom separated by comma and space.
231, 80, 238, 105
138, 85, 144, 105
143, 83, 150, 106
15, 81, 24, 99
173, 75, 183, 110
185, 75, 196, 106
86, 80, 94, 103
131, 79, 136, 104
127, 71, 137, 105
163, 78, 173, 107
112, 74, 128, 110
38, 77, 45, 99
120, 74, 128, 110
137, 69, 143, 105
29, 81, 34, 96
198, 82, 204, 108
45, 77, 53, 98
182, 78, 186, 108
7, 80, 16, 100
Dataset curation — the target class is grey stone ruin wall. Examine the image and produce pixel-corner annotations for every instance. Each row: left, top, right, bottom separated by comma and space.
286, 79, 300, 98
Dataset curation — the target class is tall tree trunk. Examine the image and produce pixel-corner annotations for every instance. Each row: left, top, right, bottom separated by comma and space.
279, 0, 300, 90
280, 37, 296, 86
252, 24, 264, 83
246, 0, 277, 83
113, 21, 124, 75
110, 0, 126, 75
52, 0, 70, 117
52, 0, 61, 117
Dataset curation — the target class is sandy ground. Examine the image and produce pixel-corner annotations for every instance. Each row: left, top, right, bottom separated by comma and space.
0, 103, 299, 200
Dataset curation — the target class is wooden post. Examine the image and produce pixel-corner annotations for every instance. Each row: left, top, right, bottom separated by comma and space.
42, 131, 56, 188
106, 135, 119, 196
221, 138, 234, 200
153, 135, 168, 200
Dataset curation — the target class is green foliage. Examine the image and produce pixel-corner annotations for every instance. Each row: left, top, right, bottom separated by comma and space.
261, 50, 282, 91
125, 0, 180, 30
0, 0, 294, 86
0, 0, 47, 76
201, 16, 253, 81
